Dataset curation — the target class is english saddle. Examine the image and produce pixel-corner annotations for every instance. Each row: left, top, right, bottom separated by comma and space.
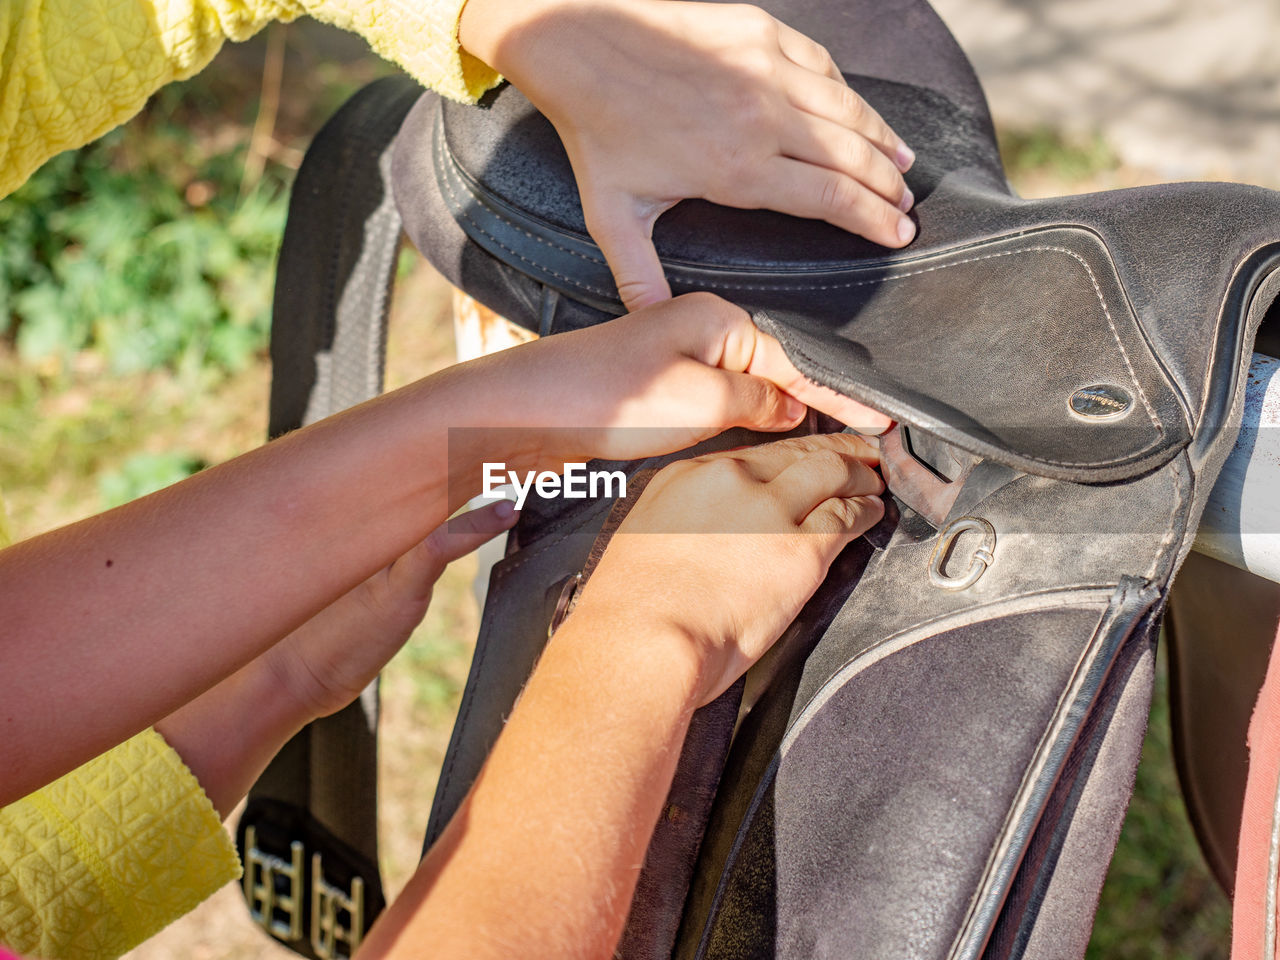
238, 0, 1280, 956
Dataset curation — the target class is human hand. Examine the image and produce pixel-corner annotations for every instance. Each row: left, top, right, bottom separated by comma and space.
565, 432, 884, 706
459, 0, 916, 311
262, 501, 516, 719
466, 291, 891, 476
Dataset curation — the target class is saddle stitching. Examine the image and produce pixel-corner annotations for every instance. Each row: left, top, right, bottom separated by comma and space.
457, 198, 1169, 446
1059, 246, 1163, 435
443, 137, 1168, 450
438, 118, 612, 269
436, 141, 616, 296
776, 334, 1155, 470
1145, 454, 1187, 583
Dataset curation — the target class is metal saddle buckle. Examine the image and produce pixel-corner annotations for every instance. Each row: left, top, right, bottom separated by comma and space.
243, 824, 368, 960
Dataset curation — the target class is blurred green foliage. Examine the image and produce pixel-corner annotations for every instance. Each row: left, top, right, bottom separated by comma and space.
401, 626, 476, 717
98, 450, 207, 510
0, 116, 286, 379
1000, 126, 1120, 184
1089, 652, 1231, 959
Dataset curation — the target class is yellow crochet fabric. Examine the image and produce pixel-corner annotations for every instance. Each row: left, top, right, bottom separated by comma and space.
0, 728, 242, 959
0, 0, 501, 200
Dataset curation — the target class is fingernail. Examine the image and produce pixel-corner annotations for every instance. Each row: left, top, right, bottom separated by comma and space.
897, 186, 914, 213
784, 396, 807, 422
896, 217, 916, 245
895, 143, 915, 172
494, 499, 516, 519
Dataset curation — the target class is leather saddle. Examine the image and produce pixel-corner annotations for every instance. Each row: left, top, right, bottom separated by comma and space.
239, 0, 1280, 956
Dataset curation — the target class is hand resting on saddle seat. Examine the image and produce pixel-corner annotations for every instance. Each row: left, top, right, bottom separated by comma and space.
457, 0, 918, 311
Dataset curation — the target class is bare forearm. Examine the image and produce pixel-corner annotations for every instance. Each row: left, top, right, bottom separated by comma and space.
151, 501, 515, 819
155, 657, 312, 819
0, 364, 525, 804
0, 298, 852, 804
357, 432, 884, 959
359, 615, 702, 960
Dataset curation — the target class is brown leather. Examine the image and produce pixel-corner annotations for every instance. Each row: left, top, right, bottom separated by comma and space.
1167, 553, 1280, 891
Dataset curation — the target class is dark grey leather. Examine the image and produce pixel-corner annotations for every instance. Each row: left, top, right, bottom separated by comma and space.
387, 0, 1280, 956
393, 18, 1280, 485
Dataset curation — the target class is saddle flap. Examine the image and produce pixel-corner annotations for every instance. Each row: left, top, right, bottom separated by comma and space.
415, 88, 1192, 480
398, 66, 1280, 484
749, 224, 1187, 480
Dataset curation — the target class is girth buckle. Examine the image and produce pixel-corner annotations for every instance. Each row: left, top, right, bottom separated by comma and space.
243, 825, 304, 941
311, 853, 365, 960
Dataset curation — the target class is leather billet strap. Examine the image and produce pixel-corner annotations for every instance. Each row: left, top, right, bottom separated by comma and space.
545, 468, 657, 632
238, 74, 423, 960
544, 466, 748, 960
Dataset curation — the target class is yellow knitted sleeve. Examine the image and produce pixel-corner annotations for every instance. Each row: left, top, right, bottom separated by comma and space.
0, 0, 501, 200
0, 727, 242, 960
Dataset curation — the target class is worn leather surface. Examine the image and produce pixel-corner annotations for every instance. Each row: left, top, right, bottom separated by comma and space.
395, 14, 1280, 484
390, 0, 1280, 956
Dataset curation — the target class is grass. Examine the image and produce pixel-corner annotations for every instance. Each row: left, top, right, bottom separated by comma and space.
1089, 653, 1231, 959
0, 34, 1237, 957
0, 351, 216, 531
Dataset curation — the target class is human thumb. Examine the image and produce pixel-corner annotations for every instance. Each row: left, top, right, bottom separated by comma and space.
714, 369, 810, 433
388, 500, 517, 603
584, 193, 673, 312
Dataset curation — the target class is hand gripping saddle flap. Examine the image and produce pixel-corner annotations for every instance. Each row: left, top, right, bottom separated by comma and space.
243, 0, 1280, 956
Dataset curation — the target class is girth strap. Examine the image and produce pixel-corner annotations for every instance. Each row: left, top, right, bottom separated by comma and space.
236, 74, 422, 960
